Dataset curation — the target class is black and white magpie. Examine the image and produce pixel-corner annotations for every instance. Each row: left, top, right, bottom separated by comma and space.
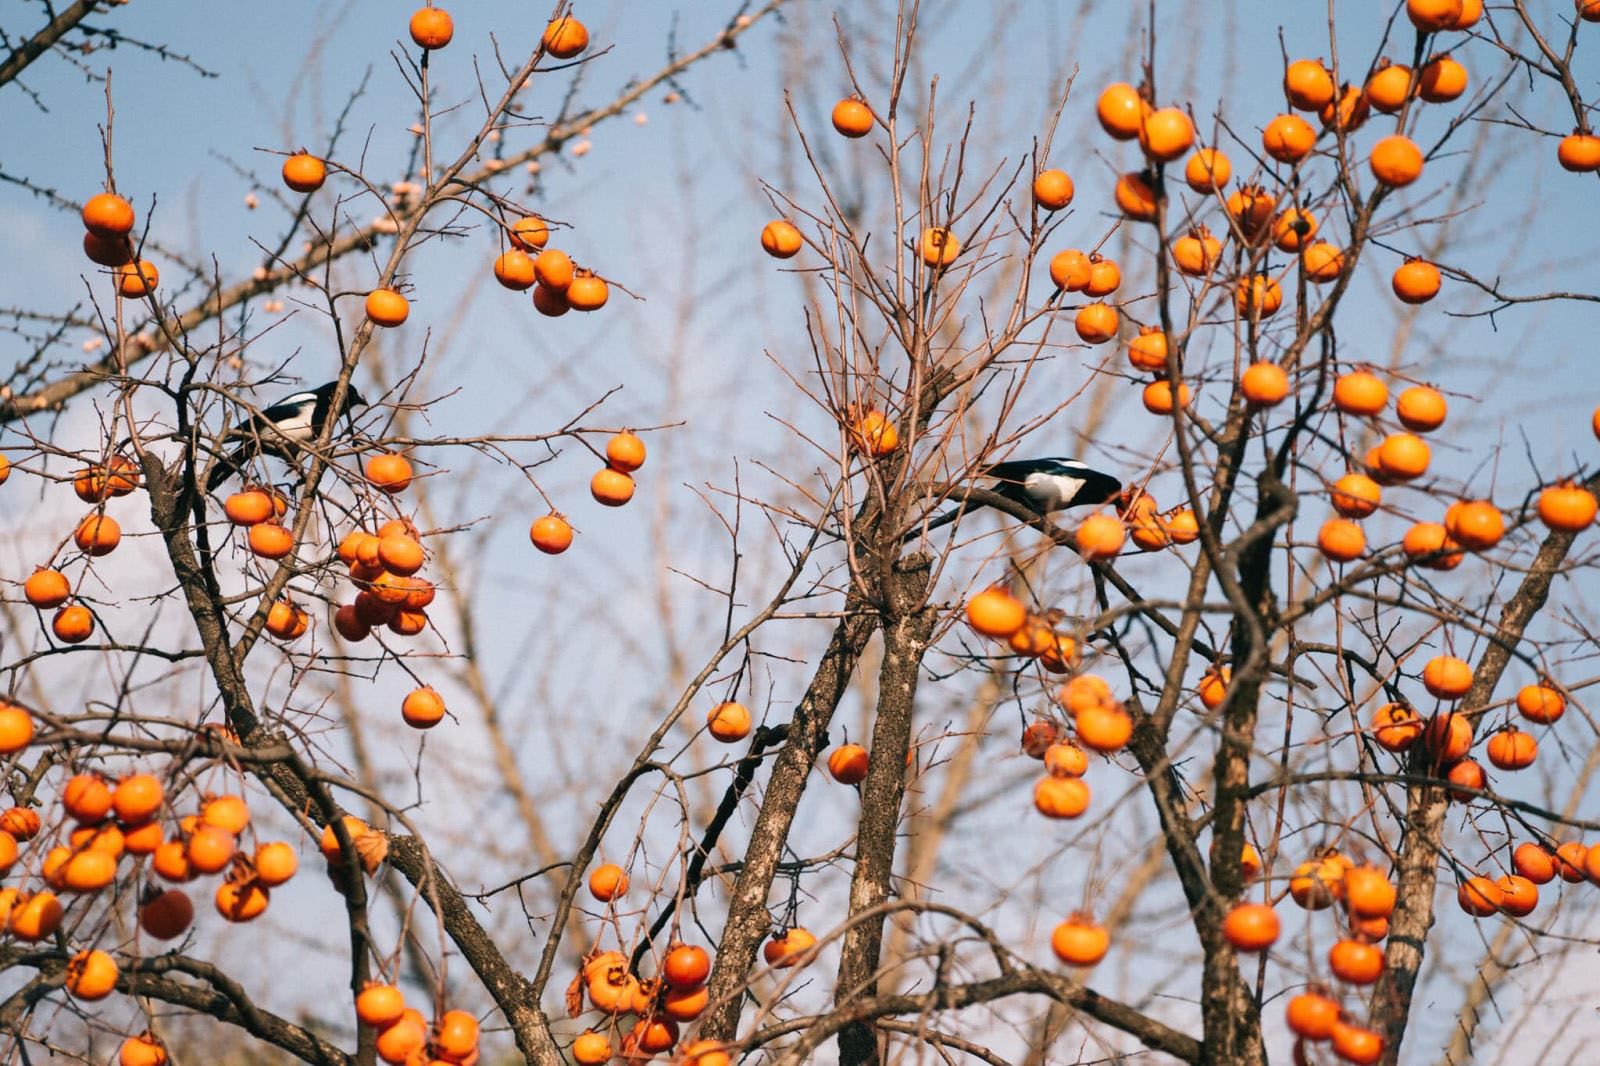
205, 381, 368, 489
910, 457, 1122, 539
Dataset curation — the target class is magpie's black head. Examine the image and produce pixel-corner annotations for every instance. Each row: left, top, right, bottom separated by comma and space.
1071, 468, 1123, 508
309, 381, 367, 412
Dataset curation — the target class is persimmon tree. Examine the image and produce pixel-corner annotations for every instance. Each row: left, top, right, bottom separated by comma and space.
4, 2, 1600, 1066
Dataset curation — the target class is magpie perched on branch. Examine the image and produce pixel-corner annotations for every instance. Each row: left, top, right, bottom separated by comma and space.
205, 382, 368, 490
909, 457, 1122, 540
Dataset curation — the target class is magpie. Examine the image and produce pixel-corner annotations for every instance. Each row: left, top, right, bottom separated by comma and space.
909, 457, 1122, 539
205, 381, 368, 490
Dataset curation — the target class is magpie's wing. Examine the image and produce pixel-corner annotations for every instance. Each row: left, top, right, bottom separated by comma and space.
981, 456, 1083, 480
220, 393, 317, 442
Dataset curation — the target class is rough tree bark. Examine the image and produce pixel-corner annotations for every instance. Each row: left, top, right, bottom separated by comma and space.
834, 553, 936, 1066
700, 608, 880, 1038
1371, 484, 1595, 1065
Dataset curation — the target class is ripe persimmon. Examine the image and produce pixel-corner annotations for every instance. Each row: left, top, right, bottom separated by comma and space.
254, 841, 299, 886
248, 522, 294, 559
264, 600, 309, 640
53, 605, 95, 643
588, 862, 628, 902
376, 1010, 427, 1065
366, 453, 414, 494
1513, 841, 1556, 884
1084, 256, 1121, 297
828, 744, 869, 784
1320, 83, 1369, 131
1557, 132, 1600, 172
1396, 385, 1447, 431
1424, 712, 1473, 760
1419, 54, 1468, 102
493, 250, 536, 291
401, 688, 446, 729
920, 227, 960, 268
1076, 514, 1125, 560
1074, 702, 1133, 752
116, 260, 158, 298
65, 948, 119, 1000
1457, 875, 1502, 916
1032, 168, 1075, 210
23, 569, 70, 609
1403, 521, 1463, 569
1344, 866, 1396, 919
409, 6, 454, 49
1392, 258, 1441, 304
282, 154, 326, 192
542, 14, 588, 58
1486, 727, 1537, 770
1138, 107, 1194, 162
1376, 433, 1430, 480
760, 220, 802, 258
1222, 902, 1280, 951
566, 272, 608, 310
82, 193, 135, 237
1142, 380, 1191, 415
534, 249, 574, 290
1284, 59, 1335, 110
1241, 362, 1289, 406
74, 513, 121, 556
1286, 992, 1340, 1041
606, 432, 647, 472
1050, 915, 1110, 966
707, 701, 751, 742
1329, 938, 1384, 984
530, 514, 573, 554
365, 289, 409, 327
356, 983, 406, 1028
1331, 473, 1381, 518
119, 1035, 167, 1066
1171, 227, 1223, 275
1516, 682, 1565, 724
1095, 83, 1147, 139
1537, 481, 1598, 532
1497, 874, 1539, 917
1226, 184, 1276, 238
1049, 248, 1091, 290
1272, 208, 1318, 252
590, 467, 635, 506
1262, 113, 1316, 162
572, 1032, 612, 1065
215, 878, 270, 922
1333, 371, 1388, 415
1113, 170, 1159, 221
1318, 519, 1366, 562
1372, 702, 1422, 751
763, 927, 816, 968
1371, 135, 1424, 186
830, 98, 873, 137
1235, 273, 1283, 317
113, 774, 164, 823
509, 215, 549, 251
1183, 148, 1231, 191
1301, 241, 1344, 281
1449, 500, 1503, 550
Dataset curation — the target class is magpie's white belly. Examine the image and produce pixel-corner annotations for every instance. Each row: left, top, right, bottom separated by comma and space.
271, 411, 315, 443
1024, 472, 1084, 512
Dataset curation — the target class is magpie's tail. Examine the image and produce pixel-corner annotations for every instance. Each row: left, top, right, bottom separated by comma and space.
205, 445, 251, 492
900, 500, 986, 544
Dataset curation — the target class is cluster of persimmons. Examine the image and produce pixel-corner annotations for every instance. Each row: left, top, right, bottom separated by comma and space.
733, 1, 1600, 1063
